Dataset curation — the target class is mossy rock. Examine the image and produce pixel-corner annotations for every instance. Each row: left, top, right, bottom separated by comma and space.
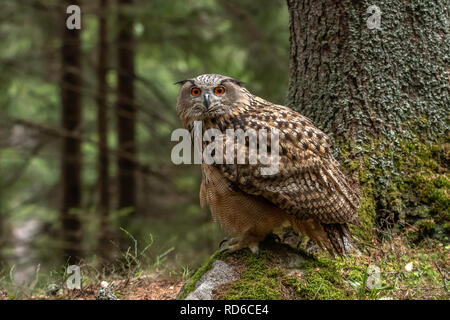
177, 239, 352, 300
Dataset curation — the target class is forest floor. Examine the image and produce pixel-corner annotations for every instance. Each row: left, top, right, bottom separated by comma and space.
0, 272, 184, 300
0, 231, 448, 300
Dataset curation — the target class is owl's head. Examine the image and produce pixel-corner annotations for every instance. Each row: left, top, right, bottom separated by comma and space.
175, 74, 247, 128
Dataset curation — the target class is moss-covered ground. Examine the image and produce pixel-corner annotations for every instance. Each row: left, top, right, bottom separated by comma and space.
339, 134, 449, 243
178, 235, 448, 300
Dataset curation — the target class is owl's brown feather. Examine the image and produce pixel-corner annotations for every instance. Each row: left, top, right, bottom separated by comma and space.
201, 164, 288, 247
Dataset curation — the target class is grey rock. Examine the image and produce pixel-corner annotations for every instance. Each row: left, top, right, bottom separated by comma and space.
283, 252, 306, 269
185, 260, 238, 300
95, 287, 120, 300
46, 283, 59, 296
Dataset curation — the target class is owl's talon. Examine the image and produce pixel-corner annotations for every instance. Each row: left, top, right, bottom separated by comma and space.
220, 244, 239, 253
219, 238, 229, 249
219, 246, 229, 253
219, 237, 242, 252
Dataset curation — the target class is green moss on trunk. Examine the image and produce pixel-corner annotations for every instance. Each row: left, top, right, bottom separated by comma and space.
339, 134, 449, 244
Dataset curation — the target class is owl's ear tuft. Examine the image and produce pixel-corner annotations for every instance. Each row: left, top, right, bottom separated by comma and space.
174, 79, 187, 85
221, 78, 245, 87
174, 79, 193, 86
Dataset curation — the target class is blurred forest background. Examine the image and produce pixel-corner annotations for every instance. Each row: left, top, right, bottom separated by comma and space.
0, 0, 290, 283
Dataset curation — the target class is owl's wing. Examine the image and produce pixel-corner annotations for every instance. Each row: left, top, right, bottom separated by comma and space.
214, 102, 360, 225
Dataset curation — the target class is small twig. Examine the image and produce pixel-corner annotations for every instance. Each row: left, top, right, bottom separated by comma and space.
313, 278, 325, 300
433, 262, 448, 292
28, 264, 41, 291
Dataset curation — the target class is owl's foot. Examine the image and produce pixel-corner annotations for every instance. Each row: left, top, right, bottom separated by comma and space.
219, 237, 229, 249
220, 237, 259, 255
219, 237, 239, 251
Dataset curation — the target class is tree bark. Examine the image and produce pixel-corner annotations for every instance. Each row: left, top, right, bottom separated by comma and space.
0, 192, 3, 262
97, 0, 111, 262
286, 0, 448, 237
116, 0, 137, 218
61, 0, 83, 264
287, 0, 448, 139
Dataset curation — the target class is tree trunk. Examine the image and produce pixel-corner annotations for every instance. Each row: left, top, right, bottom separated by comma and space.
286, 0, 448, 239
97, 0, 111, 262
0, 193, 3, 262
116, 0, 137, 219
61, 0, 83, 264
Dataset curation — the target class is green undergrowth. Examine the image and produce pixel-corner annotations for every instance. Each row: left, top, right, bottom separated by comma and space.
0, 228, 181, 300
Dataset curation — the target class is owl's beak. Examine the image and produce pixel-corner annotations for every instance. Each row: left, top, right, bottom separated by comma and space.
203, 93, 211, 109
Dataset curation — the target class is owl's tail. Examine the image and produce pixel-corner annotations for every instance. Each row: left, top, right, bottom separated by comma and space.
321, 223, 354, 257
290, 219, 356, 257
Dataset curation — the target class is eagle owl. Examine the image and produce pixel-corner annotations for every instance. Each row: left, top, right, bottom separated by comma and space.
176, 74, 360, 256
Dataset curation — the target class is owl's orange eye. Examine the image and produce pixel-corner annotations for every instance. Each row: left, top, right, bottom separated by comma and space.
214, 86, 225, 95
191, 87, 201, 96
